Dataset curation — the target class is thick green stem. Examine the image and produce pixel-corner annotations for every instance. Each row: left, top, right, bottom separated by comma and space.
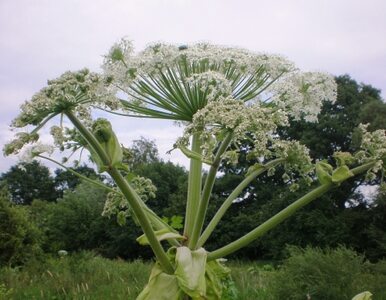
208, 183, 333, 260
65, 111, 111, 164
41, 153, 179, 243
207, 161, 377, 261
198, 158, 284, 248
40, 154, 180, 247
65, 111, 174, 274
189, 132, 233, 249
109, 168, 174, 273
184, 133, 203, 242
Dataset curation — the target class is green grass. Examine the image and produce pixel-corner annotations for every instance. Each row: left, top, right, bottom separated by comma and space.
1, 251, 385, 300
0, 252, 152, 299
0, 254, 272, 300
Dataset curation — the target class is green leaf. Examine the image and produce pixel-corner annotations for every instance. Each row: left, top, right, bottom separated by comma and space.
170, 215, 184, 230
332, 165, 354, 184
352, 291, 373, 300
137, 263, 183, 300
175, 247, 207, 299
117, 211, 127, 226
137, 228, 186, 246
125, 172, 136, 182
315, 162, 333, 184
333, 152, 354, 167
205, 260, 231, 299
178, 144, 212, 165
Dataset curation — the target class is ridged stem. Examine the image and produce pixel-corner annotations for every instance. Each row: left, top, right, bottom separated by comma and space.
207, 161, 376, 261
189, 132, 233, 249
65, 111, 174, 274
183, 133, 203, 243
198, 158, 284, 248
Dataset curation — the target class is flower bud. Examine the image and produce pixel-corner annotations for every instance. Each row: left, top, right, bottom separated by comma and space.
91, 118, 123, 172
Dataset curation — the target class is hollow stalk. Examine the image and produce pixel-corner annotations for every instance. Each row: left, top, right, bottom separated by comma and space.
207, 161, 376, 260
65, 110, 174, 274
189, 132, 233, 249
183, 132, 203, 243
198, 158, 284, 248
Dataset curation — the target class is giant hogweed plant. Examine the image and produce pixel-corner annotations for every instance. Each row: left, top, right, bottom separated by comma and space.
4, 39, 386, 299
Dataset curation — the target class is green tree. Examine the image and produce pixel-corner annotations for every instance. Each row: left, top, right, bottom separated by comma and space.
0, 161, 57, 204
126, 137, 160, 169
34, 182, 108, 252
281, 75, 386, 158
136, 161, 188, 218
0, 189, 42, 266
30, 181, 154, 259
212, 75, 386, 260
54, 164, 102, 197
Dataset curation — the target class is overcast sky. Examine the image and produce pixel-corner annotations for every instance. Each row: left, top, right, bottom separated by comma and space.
1, 0, 385, 173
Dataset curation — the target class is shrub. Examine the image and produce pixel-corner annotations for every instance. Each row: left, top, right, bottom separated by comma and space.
268, 246, 386, 300
0, 190, 43, 267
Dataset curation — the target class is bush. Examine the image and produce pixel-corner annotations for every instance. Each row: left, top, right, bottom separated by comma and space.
268, 246, 386, 300
0, 190, 42, 267
30, 182, 153, 260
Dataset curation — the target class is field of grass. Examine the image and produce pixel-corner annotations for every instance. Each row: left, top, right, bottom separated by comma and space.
0, 250, 385, 300
0, 253, 271, 300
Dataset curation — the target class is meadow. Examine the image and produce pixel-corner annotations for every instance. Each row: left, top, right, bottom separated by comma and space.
1, 247, 385, 300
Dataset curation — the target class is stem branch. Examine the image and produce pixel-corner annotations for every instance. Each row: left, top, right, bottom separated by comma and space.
65, 111, 174, 273
189, 132, 233, 249
198, 158, 284, 247
207, 161, 376, 260
183, 133, 203, 243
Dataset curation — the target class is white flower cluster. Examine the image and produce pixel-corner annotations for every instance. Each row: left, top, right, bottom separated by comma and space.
175, 95, 314, 185
270, 140, 314, 189
102, 39, 299, 111
355, 124, 386, 180
185, 71, 232, 101
50, 126, 66, 147
102, 38, 337, 128
5, 69, 121, 160
269, 72, 337, 122
11, 69, 119, 128
103, 38, 135, 88
102, 176, 157, 223
177, 97, 287, 162
3, 132, 39, 156
19, 143, 54, 164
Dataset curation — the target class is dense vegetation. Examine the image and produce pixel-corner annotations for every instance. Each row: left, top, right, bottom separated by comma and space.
0, 248, 385, 299
1, 75, 385, 298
